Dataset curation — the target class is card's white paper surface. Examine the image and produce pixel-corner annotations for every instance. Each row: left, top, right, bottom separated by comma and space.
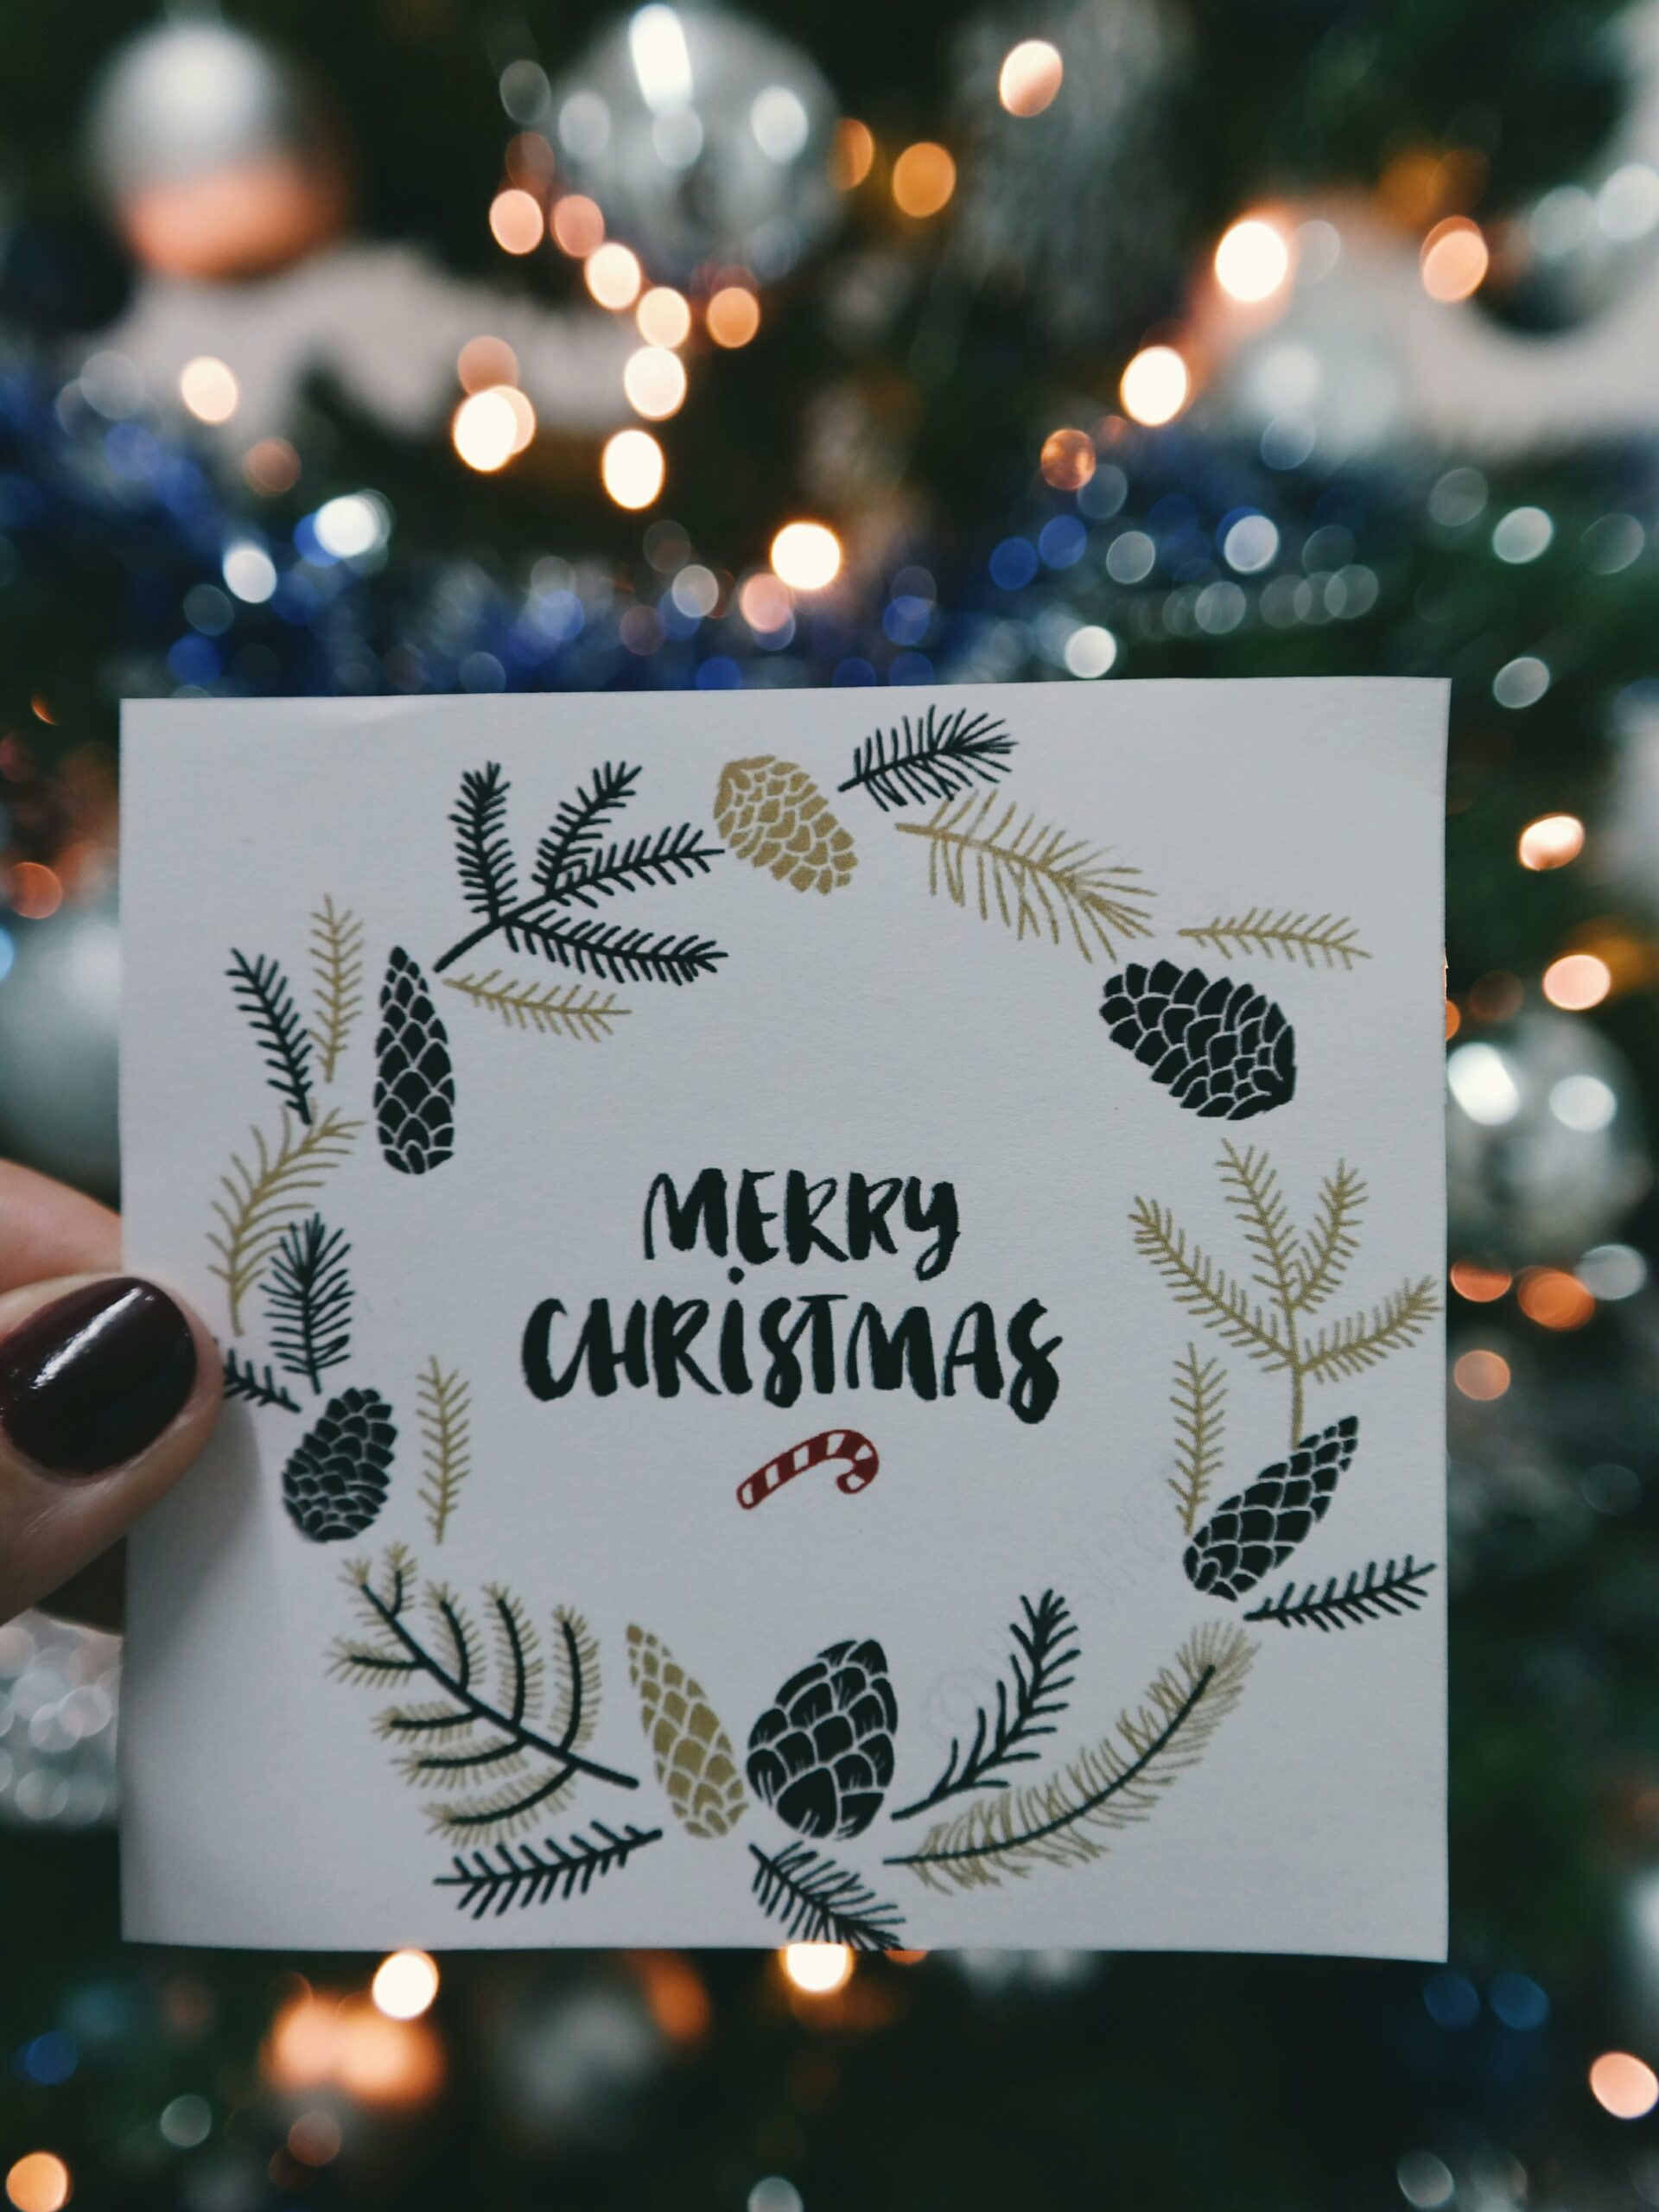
119, 680, 1446, 1955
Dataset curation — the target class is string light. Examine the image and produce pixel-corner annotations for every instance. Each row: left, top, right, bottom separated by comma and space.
1590, 2051, 1659, 2119
1450, 1260, 1511, 1303
624, 346, 689, 420
892, 142, 956, 218
242, 436, 300, 494
999, 40, 1065, 117
550, 194, 605, 257
770, 520, 842, 590
739, 572, 792, 632
179, 355, 238, 423
586, 241, 644, 310
457, 334, 518, 393
637, 286, 692, 347
488, 188, 543, 255
4, 2154, 71, 2212
1214, 216, 1292, 302
707, 285, 761, 347
372, 1949, 440, 2020
1517, 1268, 1595, 1331
1542, 952, 1612, 1010
781, 1942, 854, 1994
287, 2113, 342, 2168
1517, 814, 1584, 870
832, 118, 875, 188
1039, 427, 1096, 491
1453, 1350, 1510, 1401
601, 428, 665, 508
1120, 345, 1189, 426
452, 388, 522, 473
1421, 216, 1489, 302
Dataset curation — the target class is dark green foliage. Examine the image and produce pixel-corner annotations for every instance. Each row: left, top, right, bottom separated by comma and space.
226, 950, 315, 1124
435, 1823, 664, 1917
1245, 1557, 1438, 1631
220, 1347, 300, 1414
265, 1213, 353, 1395
892, 1591, 1078, 1820
839, 704, 1014, 811
451, 761, 518, 924
748, 1840, 906, 1951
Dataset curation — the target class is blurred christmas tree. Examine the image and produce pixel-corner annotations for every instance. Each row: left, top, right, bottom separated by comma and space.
6, 1, 1659, 2206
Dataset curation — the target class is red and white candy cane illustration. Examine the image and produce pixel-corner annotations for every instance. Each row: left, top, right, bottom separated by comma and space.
736, 1429, 880, 1511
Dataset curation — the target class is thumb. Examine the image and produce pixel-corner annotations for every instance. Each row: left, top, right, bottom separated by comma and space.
0, 1274, 222, 1623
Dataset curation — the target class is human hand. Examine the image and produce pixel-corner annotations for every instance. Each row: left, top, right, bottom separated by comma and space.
0, 1159, 220, 1624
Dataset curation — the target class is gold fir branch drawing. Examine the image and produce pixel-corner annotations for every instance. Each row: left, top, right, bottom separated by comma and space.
309, 895, 366, 1082
209, 1108, 360, 1335
1177, 910, 1370, 970
896, 792, 1154, 962
416, 1358, 472, 1545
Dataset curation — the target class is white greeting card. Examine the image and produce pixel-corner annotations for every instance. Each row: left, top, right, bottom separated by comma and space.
118, 678, 1446, 1955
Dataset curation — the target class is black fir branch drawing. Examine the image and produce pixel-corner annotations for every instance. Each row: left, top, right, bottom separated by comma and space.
226, 950, 315, 1124
838, 703, 1015, 812
309, 897, 365, 1082
433, 759, 726, 983
1244, 1556, 1438, 1631
1179, 910, 1371, 971
265, 1213, 353, 1395
221, 1347, 300, 1413
887, 1624, 1252, 1892
748, 1840, 906, 1951
890, 1591, 1078, 1821
435, 1822, 664, 1917
209, 1108, 360, 1335
332, 1548, 638, 1842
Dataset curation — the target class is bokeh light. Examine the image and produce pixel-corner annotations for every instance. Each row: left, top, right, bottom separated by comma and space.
550, 194, 605, 257
781, 1942, 854, 1993
4, 2154, 71, 2212
892, 142, 957, 218
286, 2113, 342, 2168
586, 241, 644, 310
242, 436, 300, 494
488, 188, 543, 255
1453, 1350, 1511, 1401
999, 40, 1065, 118
1040, 427, 1096, 490
637, 286, 692, 347
1450, 1260, 1511, 1303
1590, 2050, 1659, 2119
624, 346, 689, 420
770, 521, 842, 590
1518, 814, 1585, 871
1421, 216, 1489, 302
179, 356, 238, 424
707, 285, 761, 348
223, 539, 277, 603
452, 389, 522, 473
832, 118, 875, 189
10, 862, 62, 920
740, 572, 793, 632
1214, 217, 1291, 302
1517, 1268, 1595, 1331
1542, 952, 1612, 1010
457, 334, 518, 392
1064, 624, 1118, 677
371, 1949, 439, 2021
601, 428, 665, 509
1120, 345, 1190, 426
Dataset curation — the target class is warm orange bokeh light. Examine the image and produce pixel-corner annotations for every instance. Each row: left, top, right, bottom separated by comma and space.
832, 117, 875, 189
623, 346, 689, 421
1450, 1260, 1511, 1304
243, 436, 301, 494
637, 286, 692, 348
180, 355, 239, 424
706, 285, 761, 348
550, 194, 605, 257
372, 1949, 439, 2020
1543, 952, 1612, 1010
1421, 216, 1490, 302
999, 39, 1065, 118
1120, 345, 1190, 426
1214, 216, 1291, 303
586, 241, 644, 310
457, 334, 519, 393
4, 2155, 71, 2212
1518, 813, 1586, 871
10, 862, 63, 919
1453, 1349, 1511, 1401
451, 388, 523, 473
1040, 426, 1096, 492
489, 188, 543, 256
1445, 999, 1461, 1039
286, 2113, 342, 2168
601, 428, 666, 509
740, 572, 793, 632
892, 142, 957, 218
770, 521, 842, 591
781, 1942, 854, 1993
1517, 1268, 1596, 1332
264, 1990, 442, 2109
1591, 2050, 1659, 2120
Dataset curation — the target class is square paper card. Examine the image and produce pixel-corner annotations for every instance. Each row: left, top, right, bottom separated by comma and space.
119, 678, 1447, 1955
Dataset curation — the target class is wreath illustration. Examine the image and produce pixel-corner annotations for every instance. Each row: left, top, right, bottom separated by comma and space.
201, 719, 1441, 1937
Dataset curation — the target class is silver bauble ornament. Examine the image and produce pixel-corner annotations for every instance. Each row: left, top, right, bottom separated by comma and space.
1447, 1010, 1649, 1263
550, 3, 839, 282
0, 1611, 121, 1833
0, 898, 119, 1201
85, 21, 347, 279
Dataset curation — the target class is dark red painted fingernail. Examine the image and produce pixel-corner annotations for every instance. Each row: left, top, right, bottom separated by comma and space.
0, 1279, 197, 1476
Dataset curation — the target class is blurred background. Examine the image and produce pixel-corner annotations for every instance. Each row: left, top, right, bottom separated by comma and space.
0, 0, 1656, 2204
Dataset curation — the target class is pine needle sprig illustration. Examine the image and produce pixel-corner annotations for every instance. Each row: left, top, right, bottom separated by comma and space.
550, 822, 723, 908
226, 950, 315, 1124
1179, 910, 1371, 970
1134, 1143, 1440, 1446
442, 972, 631, 1039
308, 898, 365, 1084
417, 1357, 472, 1544
265, 1213, 353, 1395
839, 703, 1015, 812
435, 1822, 664, 1917
1245, 1557, 1438, 1631
895, 793, 1154, 962
533, 759, 640, 894
748, 1840, 906, 1951
503, 914, 725, 988
451, 762, 518, 925
221, 1347, 300, 1412
332, 1549, 639, 1842
890, 1592, 1079, 1821
887, 1624, 1253, 1892
209, 1109, 360, 1334
1169, 1345, 1225, 1535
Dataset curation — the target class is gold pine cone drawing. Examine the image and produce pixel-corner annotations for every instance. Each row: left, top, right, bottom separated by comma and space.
626, 1625, 748, 1838
714, 756, 857, 895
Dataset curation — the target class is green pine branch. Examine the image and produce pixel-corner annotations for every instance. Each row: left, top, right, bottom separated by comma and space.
748, 1841, 906, 1951
890, 1591, 1079, 1820
436, 1823, 664, 1916
838, 703, 1015, 811
226, 950, 315, 1124
264, 1213, 353, 1395
221, 1347, 301, 1413
1245, 1556, 1437, 1631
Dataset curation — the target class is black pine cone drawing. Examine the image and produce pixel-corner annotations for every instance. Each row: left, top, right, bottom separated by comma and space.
283, 1387, 397, 1541
1184, 1414, 1358, 1600
747, 1638, 897, 1840
1100, 961, 1295, 1120
375, 946, 456, 1173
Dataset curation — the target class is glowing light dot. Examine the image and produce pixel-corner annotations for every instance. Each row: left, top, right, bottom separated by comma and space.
223, 539, 277, 603
1542, 952, 1611, 1011
1040, 427, 1096, 491
586, 241, 643, 310
624, 346, 689, 421
458, 334, 518, 393
287, 2113, 342, 2168
1421, 216, 1490, 302
601, 428, 665, 510
452, 388, 522, 474
179, 356, 238, 424
1518, 814, 1584, 870
243, 437, 300, 495
637, 286, 692, 347
550, 194, 605, 257
314, 493, 385, 560
4, 2155, 71, 2212
489, 188, 543, 256
1591, 2050, 1659, 2119
999, 40, 1065, 118
1120, 345, 1190, 427
1453, 1350, 1511, 1402
740, 572, 793, 632
1214, 217, 1291, 303
1517, 1268, 1596, 1332
782, 1942, 853, 1994
1064, 625, 1118, 678
1450, 1260, 1511, 1303
892, 142, 957, 219
832, 118, 875, 189
770, 520, 842, 591
372, 1950, 439, 2021
706, 285, 761, 348
10, 862, 62, 920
